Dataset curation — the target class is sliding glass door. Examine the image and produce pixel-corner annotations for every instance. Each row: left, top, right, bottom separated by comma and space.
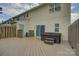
36, 25, 45, 36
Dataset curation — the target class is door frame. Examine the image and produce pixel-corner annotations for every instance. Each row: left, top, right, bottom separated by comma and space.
36, 25, 45, 37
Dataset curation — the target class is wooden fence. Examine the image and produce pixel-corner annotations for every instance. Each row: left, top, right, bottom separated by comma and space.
68, 19, 79, 55
0, 24, 16, 39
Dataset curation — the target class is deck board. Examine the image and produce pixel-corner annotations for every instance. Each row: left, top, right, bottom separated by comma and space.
0, 37, 75, 56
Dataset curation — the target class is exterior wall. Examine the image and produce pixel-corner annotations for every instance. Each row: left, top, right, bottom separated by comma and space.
27, 3, 71, 40
15, 3, 70, 40
16, 20, 30, 37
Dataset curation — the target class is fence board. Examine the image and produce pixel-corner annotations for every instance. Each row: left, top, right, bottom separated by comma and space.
0, 24, 16, 39
68, 19, 79, 55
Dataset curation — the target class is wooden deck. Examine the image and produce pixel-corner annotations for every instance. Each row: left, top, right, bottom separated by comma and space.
0, 37, 75, 56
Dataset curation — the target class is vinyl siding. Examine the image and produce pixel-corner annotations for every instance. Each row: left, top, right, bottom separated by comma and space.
16, 3, 71, 40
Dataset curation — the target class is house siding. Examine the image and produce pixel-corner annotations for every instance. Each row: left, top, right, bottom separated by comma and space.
15, 3, 70, 40
24, 3, 71, 40
16, 20, 30, 37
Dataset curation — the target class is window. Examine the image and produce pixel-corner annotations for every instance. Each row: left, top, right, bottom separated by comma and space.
8, 22, 10, 24
55, 24, 59, 32
23, 13, 29, 19
49, 3, 61, 12
5, 21, 9, 24
55, 3, 61, 11
27, 13, 29, 17
17, 18, 19, 21
0, 7, 2, 11
19, 24, 24, 30
0, 7, 2, 14
49, 4, 54, 12
23, 14, 26, 18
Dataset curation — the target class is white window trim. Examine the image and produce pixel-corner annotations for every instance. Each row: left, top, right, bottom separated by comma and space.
49, 3, 61, 13
55, 24, 59, 32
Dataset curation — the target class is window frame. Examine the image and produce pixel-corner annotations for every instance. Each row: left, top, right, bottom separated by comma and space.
55, 24, 59, 32
55, 3, 61, 11
27, 13, 29, 17
0, 7, 2, 11
49, 3, 61, 13
19, 24, 24, 30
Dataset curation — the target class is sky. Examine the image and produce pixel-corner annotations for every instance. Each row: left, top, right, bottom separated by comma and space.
0, 3, 39, 23
0, 3, 79, 23
71, 3, 79, 23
